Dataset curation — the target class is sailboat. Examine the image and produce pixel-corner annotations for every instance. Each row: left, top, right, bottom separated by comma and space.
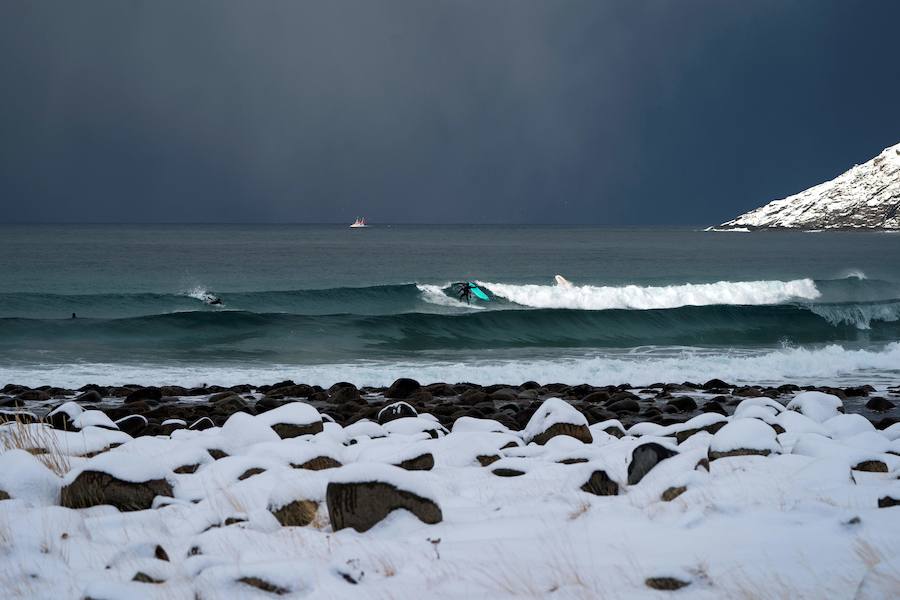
349, 217, 369, 228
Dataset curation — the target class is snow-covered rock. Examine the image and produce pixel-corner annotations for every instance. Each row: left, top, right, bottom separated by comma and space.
255, 402, 323, 438
523, 397, 592, 445
708, 418, 780, 460
786, 391, 844, 423
717, 141, 900, 230
325, 463, 442, 532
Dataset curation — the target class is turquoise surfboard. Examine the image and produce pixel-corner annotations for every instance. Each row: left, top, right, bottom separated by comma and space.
468, 282, 490, 301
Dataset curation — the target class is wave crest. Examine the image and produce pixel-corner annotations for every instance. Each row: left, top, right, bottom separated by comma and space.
477, 278, 821, 310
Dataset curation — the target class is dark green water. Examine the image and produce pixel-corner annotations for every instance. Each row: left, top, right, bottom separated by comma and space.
1, 224, 899, 387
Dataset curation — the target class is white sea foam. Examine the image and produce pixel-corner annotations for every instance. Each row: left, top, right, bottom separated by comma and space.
4, 343, 899, 389
477, 278, 821, 310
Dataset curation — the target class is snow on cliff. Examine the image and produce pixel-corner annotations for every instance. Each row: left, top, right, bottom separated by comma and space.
718, 142, 900, 230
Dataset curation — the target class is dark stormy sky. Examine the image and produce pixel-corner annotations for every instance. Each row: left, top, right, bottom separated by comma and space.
2, 1, 899, 225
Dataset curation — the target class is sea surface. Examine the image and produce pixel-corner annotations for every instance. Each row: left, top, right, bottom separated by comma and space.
1, 224, 899, 388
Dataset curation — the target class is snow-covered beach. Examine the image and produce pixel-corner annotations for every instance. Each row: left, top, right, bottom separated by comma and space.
2, 379, 899, 598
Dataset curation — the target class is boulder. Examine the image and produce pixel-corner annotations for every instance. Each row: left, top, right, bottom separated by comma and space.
326, 464, 442, 532
385, 378, 421, 399
580, 470, 619, 496
628, 442, 678, 485
330, 384, 362, 404
866, 397, 896, 412
75, 389, 103, 403
256, 402, 323, 439
377, 401, 418, 425
61, 470, 173, 511
523, 398, 592, 445
271, 498, 319, 527
125, 387, 162, 403
708, 418, 780, 461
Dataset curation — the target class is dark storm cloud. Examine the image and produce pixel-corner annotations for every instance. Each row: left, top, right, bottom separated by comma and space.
1, 1, 899, 224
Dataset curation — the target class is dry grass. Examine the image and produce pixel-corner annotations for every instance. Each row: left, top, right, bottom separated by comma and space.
0, 416, 71, 476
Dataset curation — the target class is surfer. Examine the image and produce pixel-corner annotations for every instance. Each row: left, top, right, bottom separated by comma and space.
454, 282, 472, 304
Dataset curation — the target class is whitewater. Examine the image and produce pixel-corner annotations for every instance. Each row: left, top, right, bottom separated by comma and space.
475, 278, 821, 310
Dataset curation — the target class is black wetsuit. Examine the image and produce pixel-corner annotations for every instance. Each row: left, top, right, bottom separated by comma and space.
456, 283, 472, 304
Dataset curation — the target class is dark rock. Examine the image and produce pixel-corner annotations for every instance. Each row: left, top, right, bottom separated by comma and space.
645, 577, 690, 591
132, 572, 165, 584
580, 470, 619, 496
489, 388, 519, 402
701, 401, 728, 416
396, 453, 434, 471
531, 422, 593, 445
424, 382, 457, 396
607, 399, 640, 414
326, 480, 442, 532
377, 401, 417, 425
385, 378, 421, 399
459, 389, 489, 405
853, 460, 888, 473
476, 454, 501, 467
702, 378, 732, 390
666, 396, 698, 412
330, 384, 362, 404
732, 386, 763, 398
265, 384, 314, 399
15, 389, 50, 401
60, 471, 173, 511
581, 391, 611, 403
674, 420, 726, 444
708, 448, 771, 461
114, 415, 148, 436
125, 387, 162, 403
878, 496, 899, 508
238, 467, 266, 481
212, 394, 252, 414
270, 498, 318, 527
154, 545, 169, 561
271, 421, 324, 439
520, 380, 540, 390
866, 397, 896, 412
238, 577, 290, 595
75, 389, 103, 403
492, 468, 525, 477
844, 386, 871, 397
628, 442, 678, 485
292, 456, 342, 471
661, 486, 687, 501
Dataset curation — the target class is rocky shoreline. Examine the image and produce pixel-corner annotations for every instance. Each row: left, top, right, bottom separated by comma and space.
3, 378, 899, 436
3, 377, 900, 597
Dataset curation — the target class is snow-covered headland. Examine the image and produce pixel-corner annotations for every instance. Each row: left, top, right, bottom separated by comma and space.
2, 379, 900, 598
716, 142, 900, 231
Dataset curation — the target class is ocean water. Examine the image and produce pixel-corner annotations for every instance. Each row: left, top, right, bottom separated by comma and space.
1, 224, 899, 388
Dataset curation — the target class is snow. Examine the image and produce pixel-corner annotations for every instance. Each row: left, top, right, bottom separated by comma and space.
2, 403, 900, 598
720, 141, 900, 230
254, 401, 321, 426
522, 397, 589, 443
0, 449, 61, 505
787, 391, 844, 423
709, 418, 780, 453
72, 410, 118, 430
